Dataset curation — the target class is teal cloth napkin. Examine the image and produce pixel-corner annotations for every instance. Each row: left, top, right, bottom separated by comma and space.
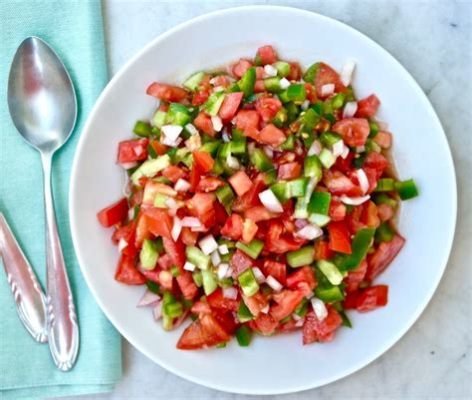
0, 1, 122, 398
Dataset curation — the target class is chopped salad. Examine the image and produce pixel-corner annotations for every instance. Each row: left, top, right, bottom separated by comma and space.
97, 45, 419, 350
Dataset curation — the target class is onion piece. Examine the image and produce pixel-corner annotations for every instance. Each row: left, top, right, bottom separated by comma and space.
153, 301, 163, 320
340, 60, 356, 87
184, 261, 196, 272
356, 146, 365, 153
321, 83, 334, 97
217, 263, 230, 280
211, 115, 223, 132
296, 224, 323, 240
266, 275, 283, 292
261, 305, 270, 314
120, 161, 137, 169
226, 153, 240, 169
133, 146, 144, 157
137, 290, 160, 307
222, 131, 230, 142
340, 194, 370, 205
185, 123, 198, 135
307, 140, 322, 156
311, 297, 328, 321
222, 286, 238, 300
252, 267, 265, 284
294, 317, 305, 327
118, 238, 128, 253
171, 216, 182, 241
340, 143, 350, 159
301, 100, 310, 110
264, 64, 278, 77
332, 139, 345, 158
343, 101, 358, 118
355, 169, 369, 194
161, 135, 182, 148
181, 216, 202, 228
218, 244, 229, 255
259, 189, 284, 213
127, 207, 135, 221
199, 234, 218, 255
174, 178, 191, 192
211, 250, 221, 267
263, 146, 274, 158
161, 125, 183, 141
279, 77, 290, 89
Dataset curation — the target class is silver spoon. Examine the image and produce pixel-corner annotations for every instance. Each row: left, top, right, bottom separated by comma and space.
7, 36, 79, 371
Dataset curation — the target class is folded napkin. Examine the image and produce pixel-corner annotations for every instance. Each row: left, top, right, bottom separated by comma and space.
0, 1, 121, 398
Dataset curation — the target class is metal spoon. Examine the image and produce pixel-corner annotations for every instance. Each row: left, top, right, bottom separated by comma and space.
7, 37, 79, 371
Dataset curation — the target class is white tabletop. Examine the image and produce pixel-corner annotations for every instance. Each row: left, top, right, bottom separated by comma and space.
67, 0, 471, 398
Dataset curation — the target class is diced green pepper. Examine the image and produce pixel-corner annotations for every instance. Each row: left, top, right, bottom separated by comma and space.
279, 84, 307, 104
166, 103, 191, 126
335, 228, 375, 272
237, 302, 254, 322
238, 67, 257, 97
200, 140, 221, 156
299, 108, 320, 133
230, 139, 247, 155
368, 120, 379, 138
315, 285, 344, 302
294, 297, 309, 317
133, 121, 153, 137
183, 71, 205, 91
320, 131, 342, 148
287, 246, 315, 268
287, 177, 308, 198
170, 265, 180, 277
375, 222, 395, 243
280, 133, 295, 149
395, 179, 419, 200
250, 148, 273, 171
304, 155, 323, 181
164, 301, 183, 318
238, 268, 260, 297
215, 184, 235, 214
308, 213, 331, 227
375, 178, 395, 192
152, 110, 167, 128
236, 240, 264, 259
303, 62, 320, 84
319, 148, 336, 169
131, 155, 171, 185
235, 325, 253, 346
273, 61, 290, 77
271, 181, 290, 203
204, 91, 226, 116
202, 269, 218, 295
331, 93, 346, 109
186, 246, 210, 270
340, 310, 352, 328
192, 270, 203, 287
262, 169, 277, 185
263, 77, 282, 93
308, 191, 331, 215
285, 102, 300, 124
365, 139, 381, 153
318, 260, 343, 285
147, 144, 158, 159
372, 193, 397, 208
146, 280, 160, 294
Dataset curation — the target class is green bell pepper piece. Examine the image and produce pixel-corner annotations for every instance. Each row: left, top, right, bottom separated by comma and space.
238, 67, 256, 97
238, 268, 260, 297
320, 131, 342, 148
273, 61, 290, 77
304, 155, 323, 181
287, 246, 315, 268
308, 191, 331, 215
133, 120, 153, 137
250, 148, 273, 172
263, 77, 282, 93
395, 179, 419, 200
335, 228, 376, 272
236, 240, 264, 259
375, 178, 395, 192
375, 222, 395, 243
279, 84, 306, 104
237, 302, 254, 322
204, 91, 226, 116
235, 325, 253, 346
303, 62, 320, 84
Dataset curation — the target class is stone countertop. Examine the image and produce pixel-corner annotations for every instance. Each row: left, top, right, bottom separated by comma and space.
67, 0, 472, 398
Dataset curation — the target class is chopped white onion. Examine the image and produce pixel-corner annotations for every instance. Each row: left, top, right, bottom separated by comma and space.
311, 297, 328, 321
118, 238, 128, 253
377, 120, 389, 130
218, 244, 229, 255
209, 77, 218, 85
226, 153, 240, 169
174, 178, 191, 192
340, 144, 350, 159
301, 100, 310, 110
231, 116, 237, 125
264, 64, 278, 77
321, 83, 335, 97
295, 317, 305, 327
128, 207, 135, 221
356, 146, 365, 153
222, 131, 230, 142
137, 290, 160, 307
259, 189, 284, 213
161, 125, 183, 141
161, 135, 182, 148
292, 312, 302, 321
332, 139, 345, 158
181, 216, 202, 228
213, 85, 225, 92
222, 286, 238, 300
266, 275, 283, 292
307, 140, 322, 156
199, 234, 218, 255
343, 101, 358, 118
355, 169, 369, 194
217, 263, 230, 280
211, 115, 223, 132
340, 60, 356, 87
120, 161, 137, 169
165, 197, 178, 210
261, 305, 270, 314
226, 266, 234, 278
279, 77, 291, 89
185, 133, 201, 151
171, 217, 182, 241
184, 261, 196, 272
211, 250, 221, 267
263, 146, 274, 158
340, 194, 370, 205
153, 301, 163, 320
252, 267, 266, 284
296, 224, 323, 240
185, 123, 198, 135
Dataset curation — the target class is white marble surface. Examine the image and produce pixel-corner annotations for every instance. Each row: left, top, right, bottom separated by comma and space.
65, 0, 471, 398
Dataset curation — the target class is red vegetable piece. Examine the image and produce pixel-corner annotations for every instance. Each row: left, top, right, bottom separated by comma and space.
97, 198, 129, 228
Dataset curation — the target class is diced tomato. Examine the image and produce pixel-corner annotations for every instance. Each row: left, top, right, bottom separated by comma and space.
304, 83, 318, 103
265, 220, 305, 254
232, 59, 253, 78
256, 45, 277, 65
162, 165, 186, 183
257, 124, 286, 147
366, 234, 405, 281
262, 260, 287, 285
302, 308, 342, 344
142, 181, 176, 205
212, 75, 231, 87
328, 221, 352, 254
254, 80, 266, 93
192, 90, 209, 106
235, 110, 260, 132
361, 201, 380, 228
363, 152, 389, 179
146, 82, 187, 102
163, 237, 185, 268
242, 292, 268, 317
142, 208, 173, 239
188, 192, 215, 218
177, 314, 230, 350
255, 96, 282, 123
242, 218, 258, 243
344, 259, 368, 292
332, 118, 370, 147
355, 94, 380, 118
213, 311, 238, 335
324, 170, 362, 197
250, 313, 278, 335
196, 176, 225, 192
180, 227, 198, 246
277, 162, 301, 180
244, 206, 276, 222
314, 63, 346, 98
334, 151, 354, 174
193, 151, 215, 173
191, 300, 211, 315
176, 271, 199, 300
193, 111, 216, 136
230, 249, 253, 278
328, 199, 347, 222
228, 170, 253, 196
139, 267, 160, 284
374, 131, 392, 149
157, 253, 173, 270
232, 173, 266, 212
355, 285, 389, 312
206, 288, 240, 312
377, 204, 394, 222
314, 239, 334, 261
286, 266, 317, 297
277, 318, 299, 333
218, 92, 243, 122
221, 213, 243, 240
117, 139, 149, 164
115, 255, 146, 285
270, 290, 305, 321
288, 62, 302, 81
346, 204, 365, 234
112, 223, 137, 257
149, 139, 168, 156
97, 198, 129, 228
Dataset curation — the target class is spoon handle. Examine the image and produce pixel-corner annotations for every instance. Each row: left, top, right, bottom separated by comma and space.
0, 213, 48, 343
41, 153, 79, 371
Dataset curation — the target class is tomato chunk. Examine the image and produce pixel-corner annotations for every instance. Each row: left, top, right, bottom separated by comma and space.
332, 118, 370, 147
193, 151, 215, 173
228, 170, 253, 196
257, 124, 286, 147
235, 110, 260, 132
355, 285, 389, 312
270, 290, 305, 321
278, 162, 301, 180
314, 63, 346, 98
117, 139, 149, 164
177, 314, 230, 350
256, 45, 277, 65
115, 255, 146, 285
327, 221, 352, 254
302, 308, 342, 344
255, 96, 282, 123
219, 92, 243, 122
366, 235, 405, 281
146, 82, 187, 102
221, 213, 244, 240
194, 111, 216, 136
97, 198, 129, 228
355, 94, 380, 118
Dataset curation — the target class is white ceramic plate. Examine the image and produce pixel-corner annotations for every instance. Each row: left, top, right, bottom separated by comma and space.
70, 6, 456, 394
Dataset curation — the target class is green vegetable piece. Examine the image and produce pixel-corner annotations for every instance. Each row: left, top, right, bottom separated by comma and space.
146, 280, 160, 294
270, 181, 290, 203
303, 62, 320, 83
183, 71, 205, 91
200, 140, 221, 156
375, 178, 395, 192
147, 144, 158, 159
308, 191, 331, 215
236, 240, 264, 259
204, 91, 226, 116
215, 184, 235, 213
279, 84, 306, 104
365, 139, 381, 153
237, 302, 254, 322
287, 178, 308, 198
238, 67, 257, 97
340, 310, 352, 328
285, 102, 300, 124
235, 325, 253, 347
250, 148, 273, 172
230, 140, 246, 155
162, 314, 173, 330
395, 179, 419, 200
300, 108, 319, 131
133, 121, 153, 137
315, 285, 344, 302
216, 342, 227, 348
273, 61, 290, 77
280, 133, 294, 149
131, 155, 171, 185
369, 120, 379, 138
186, 246, 210, 270
308, 213, 331, 227
287, 246, 315, 268
262, 169, 277, 185
372, 193, 397, 208
166, 103, 191, 126
318, 260, 343, 285
319, 148, 336, 169
170, 265, 180, 277
294, 297, 309, 317
263, 77, 282, 93
331, 93, 346, 109
336, 228, 376, 272
303, 155, 323, 181
152, 110, 167, 128
238, 268, 260, 297
352, 153, 366, 169
192, 270, 203, 287
202, 269, 218, 295
320, 131, 342, 148
375, 222, 395, 243
164, 301, 183, 318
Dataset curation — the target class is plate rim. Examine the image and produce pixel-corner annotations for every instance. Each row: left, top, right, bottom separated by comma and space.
69, 5, 457, 395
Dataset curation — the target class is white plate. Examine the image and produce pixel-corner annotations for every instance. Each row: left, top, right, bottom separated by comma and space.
70, 6, 456, 395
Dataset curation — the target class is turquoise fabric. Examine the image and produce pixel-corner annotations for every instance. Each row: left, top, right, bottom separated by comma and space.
0, 1, 122, 398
